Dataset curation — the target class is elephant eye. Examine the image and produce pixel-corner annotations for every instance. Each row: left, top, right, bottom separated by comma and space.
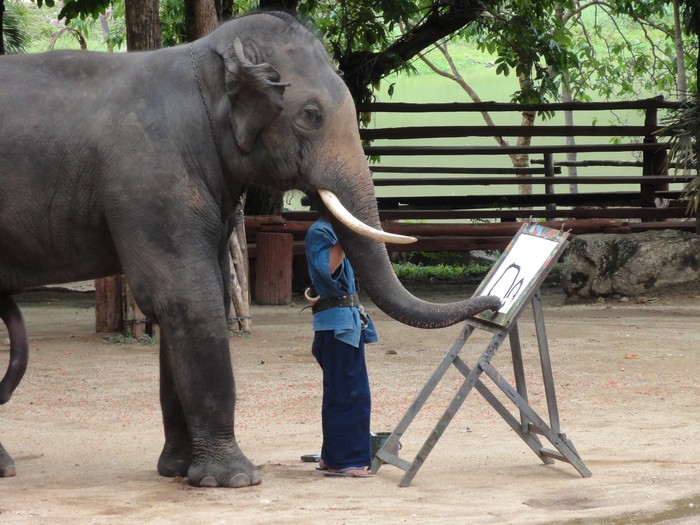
296, 103, 323, 131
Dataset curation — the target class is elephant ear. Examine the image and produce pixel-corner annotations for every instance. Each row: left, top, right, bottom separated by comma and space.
218, 38, 289, 153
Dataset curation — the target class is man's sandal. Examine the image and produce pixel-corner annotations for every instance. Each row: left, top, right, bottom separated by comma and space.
324, 467, 373, 478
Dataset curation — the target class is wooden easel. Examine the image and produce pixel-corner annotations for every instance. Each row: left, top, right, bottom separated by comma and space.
371, 223, 591, 487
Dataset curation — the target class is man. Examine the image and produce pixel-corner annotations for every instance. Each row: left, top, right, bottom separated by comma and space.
305, 200, 377, 478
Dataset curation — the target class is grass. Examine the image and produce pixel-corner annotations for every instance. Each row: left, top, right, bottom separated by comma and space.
393, 261, 492, 282
103, 334, 159, 346
393, 260, 564, 283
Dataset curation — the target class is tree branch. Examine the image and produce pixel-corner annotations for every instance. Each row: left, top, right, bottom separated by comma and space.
337, 0, 491, 103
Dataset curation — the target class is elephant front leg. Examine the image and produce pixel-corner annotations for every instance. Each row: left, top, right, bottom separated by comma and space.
157, 315, 260, 488
0, 442, 16, 477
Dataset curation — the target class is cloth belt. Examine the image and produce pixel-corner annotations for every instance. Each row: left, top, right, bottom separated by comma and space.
311, 293, 361, 314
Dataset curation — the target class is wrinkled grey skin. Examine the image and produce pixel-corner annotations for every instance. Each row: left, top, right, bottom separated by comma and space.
0, 12, 500, 487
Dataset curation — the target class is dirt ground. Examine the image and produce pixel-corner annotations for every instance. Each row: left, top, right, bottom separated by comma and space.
1, 280, 699, 524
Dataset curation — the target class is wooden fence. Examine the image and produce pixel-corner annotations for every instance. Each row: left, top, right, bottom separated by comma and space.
246, 97, 698, 300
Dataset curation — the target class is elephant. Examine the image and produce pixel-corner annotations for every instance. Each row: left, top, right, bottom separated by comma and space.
0, 11, 501, 487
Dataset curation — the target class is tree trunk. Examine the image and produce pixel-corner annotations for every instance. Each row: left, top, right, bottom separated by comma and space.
125, 0, 162, 51
185, 0, 218, 41
673, 0, 688, 99
94, 0, 162, 335
0, 0, 5, 56
561, 73, 579, 194
515, 73, 536, 196
696, 94, 700, 236
555, 2, 578, 194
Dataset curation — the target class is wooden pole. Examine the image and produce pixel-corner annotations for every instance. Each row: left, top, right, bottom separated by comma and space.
122, 281, 150, 339
254, 232, 293, 305
94, 275, 123, 332
227, 204, 251, 332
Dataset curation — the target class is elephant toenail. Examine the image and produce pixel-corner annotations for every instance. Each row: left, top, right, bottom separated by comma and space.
199, 475, 219, 487
228, 472, 251, 488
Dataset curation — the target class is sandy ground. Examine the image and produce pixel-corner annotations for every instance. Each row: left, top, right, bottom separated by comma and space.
1, 281, 699, 525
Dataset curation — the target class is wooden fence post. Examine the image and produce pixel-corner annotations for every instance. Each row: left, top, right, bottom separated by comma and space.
94, 276, 123, 332
641, 102, 666, 214
254, 232, 293, 305
543, 152, 556, 213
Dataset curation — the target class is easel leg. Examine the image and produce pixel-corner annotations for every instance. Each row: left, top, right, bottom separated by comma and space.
509, 322, 555, 465
480, 360, 592, 477
398, 362, 483, 487
452, 356, 559, 464
532, 291, 560, 434
371, 324, 476, 474
397, 329, 509, 487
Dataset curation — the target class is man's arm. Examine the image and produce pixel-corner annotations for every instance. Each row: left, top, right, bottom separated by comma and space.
329, 243, 345, 275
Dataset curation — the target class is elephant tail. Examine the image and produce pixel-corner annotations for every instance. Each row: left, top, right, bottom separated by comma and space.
0, 296, 28, 405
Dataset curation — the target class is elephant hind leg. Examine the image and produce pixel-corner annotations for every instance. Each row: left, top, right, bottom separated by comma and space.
0, 442, 16, 477
157, 332, 193, 478
0, 296, 27, 478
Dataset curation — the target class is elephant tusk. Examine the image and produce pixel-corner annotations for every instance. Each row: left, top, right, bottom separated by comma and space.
318, 189, 417, 245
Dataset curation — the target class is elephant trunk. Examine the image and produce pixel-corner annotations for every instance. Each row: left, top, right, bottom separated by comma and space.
325, 177, 502, 329
0, 296, 29, 404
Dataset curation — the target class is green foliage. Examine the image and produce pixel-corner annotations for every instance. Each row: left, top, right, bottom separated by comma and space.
463, 1, 697, 104
3, 2, 30, 53
104, 2, 125, 51
660, 96, 700, 215
393, 261, 492, 282
55, 0, 111, 22
564, 5, 696, 100
160, 0, 187, 47
469, 2, 580, 103
288, 0, 696, 107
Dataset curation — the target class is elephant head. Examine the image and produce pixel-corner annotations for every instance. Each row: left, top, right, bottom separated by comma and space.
204, 13, 500, 328
206, 12, 501, 327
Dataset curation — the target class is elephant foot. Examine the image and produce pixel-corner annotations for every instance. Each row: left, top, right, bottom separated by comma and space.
0, 443, 16, 477
157, 453, 191, 478
187, 452, 261, 488
157, 445, 192, 478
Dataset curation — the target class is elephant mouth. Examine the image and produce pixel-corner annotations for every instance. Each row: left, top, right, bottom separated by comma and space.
318, 189, 416, 245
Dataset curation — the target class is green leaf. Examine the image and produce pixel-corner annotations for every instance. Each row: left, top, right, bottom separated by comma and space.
496, 62, 510, 76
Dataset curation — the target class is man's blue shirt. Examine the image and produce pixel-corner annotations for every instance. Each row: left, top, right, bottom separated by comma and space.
305, 218, 378, 347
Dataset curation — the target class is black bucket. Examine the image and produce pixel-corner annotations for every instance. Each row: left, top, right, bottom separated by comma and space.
371, 431, 394, 457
